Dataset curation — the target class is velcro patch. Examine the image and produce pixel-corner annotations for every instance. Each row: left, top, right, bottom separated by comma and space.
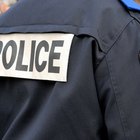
0, 33, 74, 82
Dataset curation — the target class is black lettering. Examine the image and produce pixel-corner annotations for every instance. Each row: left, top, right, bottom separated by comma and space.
29, 41, 36, 72
35, 41, 49, 72
48, 40, 64, 73
16, 40, 28, 71
2, 40, 17, 69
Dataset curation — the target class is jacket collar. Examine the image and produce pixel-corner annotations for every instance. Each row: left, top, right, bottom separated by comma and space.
120, 0, 140, 11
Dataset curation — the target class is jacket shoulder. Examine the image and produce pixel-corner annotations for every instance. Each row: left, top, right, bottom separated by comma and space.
0, 0, 132, 52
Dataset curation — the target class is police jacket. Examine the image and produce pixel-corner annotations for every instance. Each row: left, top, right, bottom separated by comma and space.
0, 0, 140, 140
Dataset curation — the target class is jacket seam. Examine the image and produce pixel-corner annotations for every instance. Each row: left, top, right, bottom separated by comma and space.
105, 19, 134, 55
97, 18, 134, 54
105, 55, 129, 140
128, 11, 140, 24
0, 23, 93, 30
94, 19, 134, 70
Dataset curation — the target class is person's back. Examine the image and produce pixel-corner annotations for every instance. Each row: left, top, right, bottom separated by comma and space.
0, 0, 140, 140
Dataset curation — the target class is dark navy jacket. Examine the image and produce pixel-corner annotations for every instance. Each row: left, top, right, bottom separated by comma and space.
0, 0, 140, 139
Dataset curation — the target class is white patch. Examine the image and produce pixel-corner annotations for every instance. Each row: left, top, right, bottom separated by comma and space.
0, 33, 74, 82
